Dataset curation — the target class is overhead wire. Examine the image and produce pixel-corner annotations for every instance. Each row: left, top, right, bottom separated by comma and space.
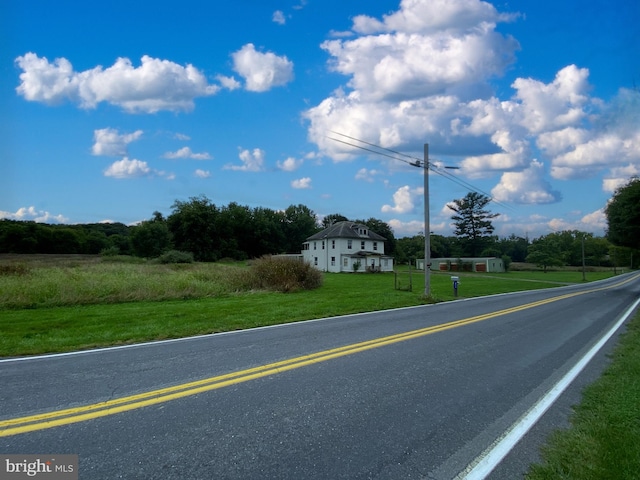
326, 131, 515, 212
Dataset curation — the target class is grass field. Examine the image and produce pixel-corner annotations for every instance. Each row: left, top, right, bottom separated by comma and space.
0, 254, 618, 356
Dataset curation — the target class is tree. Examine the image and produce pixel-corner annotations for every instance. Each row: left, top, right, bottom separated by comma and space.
605, 176, 640, 250
322, 214, 349, 228
131, 220, 171, 258
448, 192, 499, 256
395, 235, 424, 265
496, 234, 529, 263
526, 236, 564, 272
167, 195, 220, 261
357, 217, 397, 256
282, 204, 319, 253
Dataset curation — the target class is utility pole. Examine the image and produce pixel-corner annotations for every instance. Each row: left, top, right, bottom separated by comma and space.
581, 234, 586, 281
424, 143, 430, 297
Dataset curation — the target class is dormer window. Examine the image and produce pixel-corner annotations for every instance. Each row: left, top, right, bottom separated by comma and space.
358, 228, 367, 236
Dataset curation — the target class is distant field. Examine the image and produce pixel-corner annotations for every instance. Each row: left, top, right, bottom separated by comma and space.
0, 254, 619, 356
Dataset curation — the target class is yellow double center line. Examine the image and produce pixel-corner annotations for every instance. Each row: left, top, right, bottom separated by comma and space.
2, 275, 637, 437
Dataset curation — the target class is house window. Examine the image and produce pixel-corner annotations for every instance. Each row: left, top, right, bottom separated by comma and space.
332, 240, 335, 249
343, 257, 348, 267
313, 242, 317, 250
331, 257, 335, 266
314, 257, 318, 266
373, 242, 378, 251
322, 241, 325, 250
361, 241, 365, 250
348, 239, 352, 249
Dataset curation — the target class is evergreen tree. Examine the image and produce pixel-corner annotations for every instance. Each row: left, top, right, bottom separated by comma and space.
448, 192, 499, 256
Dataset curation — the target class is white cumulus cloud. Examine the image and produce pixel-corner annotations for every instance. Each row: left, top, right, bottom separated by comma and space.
491, 160, 562, 204
194, 169, 211, 178
231, 44, 294, 92
277, 156, 303, 171
92, 128, 143, 156
272, 10, 286, 25
16, 52, 220, 113
224, 148, 266, 172
355, 168, 383, 182
163, 146, 212, 160
291, 177, 312, 189
381, 185, 421, 213
0, 206, 69, 223
304, 1, 640, 208
103, 157, 168, 179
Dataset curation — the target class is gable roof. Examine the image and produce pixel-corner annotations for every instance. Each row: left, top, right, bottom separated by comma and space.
306, 221, 386, 242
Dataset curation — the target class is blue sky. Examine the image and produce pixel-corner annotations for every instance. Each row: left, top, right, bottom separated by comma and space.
2, 0, 639, 239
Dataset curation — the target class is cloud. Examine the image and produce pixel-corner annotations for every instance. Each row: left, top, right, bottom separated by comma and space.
0, 206, 69, 223
224, 148, 266, 172
355, 168, 383, 182
319, 0, 518, 104
272, 10, 286, 25
277, 156, 303, 171
291, 177, 312, 189
387, 218, 424, 237
512, 65, 591, 134
231, 44, 294, 92
92, 128, 143, 156
194, 169, 211, 178
163, 146, 212, 160
491, 160, 562, 204
304, 1, 640, 207
381, 185, 421, 213
602, 164, 640, 193
216, 75, 241, 91
104, 157, 171, 179
351, 0, 515, 35
15, 53, 219, 113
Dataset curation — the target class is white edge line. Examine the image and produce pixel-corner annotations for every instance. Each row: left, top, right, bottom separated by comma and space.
456, 296, 640, 480
1, 273, 632, 364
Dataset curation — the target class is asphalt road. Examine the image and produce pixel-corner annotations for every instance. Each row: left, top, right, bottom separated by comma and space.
2, 273, 639, 479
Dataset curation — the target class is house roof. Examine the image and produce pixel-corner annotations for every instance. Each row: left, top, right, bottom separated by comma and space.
306, 221, 387, 242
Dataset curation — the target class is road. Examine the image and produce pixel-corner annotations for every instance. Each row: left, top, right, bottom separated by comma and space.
2, 273, 639, 479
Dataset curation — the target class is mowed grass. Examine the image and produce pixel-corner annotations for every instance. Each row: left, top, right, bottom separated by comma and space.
526, 311, 640, 480
0, 255, 618, 357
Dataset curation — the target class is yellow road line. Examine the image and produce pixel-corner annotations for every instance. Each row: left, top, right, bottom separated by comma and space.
2, 275, 638, 437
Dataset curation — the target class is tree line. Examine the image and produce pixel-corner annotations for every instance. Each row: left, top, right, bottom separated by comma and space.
2, 177, 638, 269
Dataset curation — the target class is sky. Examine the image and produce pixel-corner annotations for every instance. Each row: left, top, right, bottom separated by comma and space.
1, 0, 639, 240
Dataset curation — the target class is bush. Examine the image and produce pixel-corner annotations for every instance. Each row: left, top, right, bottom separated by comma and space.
100, 246, 120, 257
157, 250, 194, 264
250, 256, 323, 293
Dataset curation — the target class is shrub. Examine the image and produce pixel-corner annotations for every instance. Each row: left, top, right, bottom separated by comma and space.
157, 250, 194, 264
100, 246, 120, 257
250, 256, 323, 293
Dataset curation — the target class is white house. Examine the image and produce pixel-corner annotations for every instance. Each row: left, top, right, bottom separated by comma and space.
302, 221, 394, 273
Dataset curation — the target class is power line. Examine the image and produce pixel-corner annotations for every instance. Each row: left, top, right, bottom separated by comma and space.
326, 132, 515, 212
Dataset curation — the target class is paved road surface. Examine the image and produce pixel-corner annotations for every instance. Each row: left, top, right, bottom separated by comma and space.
2, 273, 639, 479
